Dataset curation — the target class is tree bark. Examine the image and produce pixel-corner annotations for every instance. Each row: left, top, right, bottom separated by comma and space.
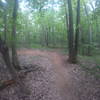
84, 4, 92, 56
11, 0, 20, 70
74, 0, 80, 62
0, 38, 17, 78
67, 0, 74, 63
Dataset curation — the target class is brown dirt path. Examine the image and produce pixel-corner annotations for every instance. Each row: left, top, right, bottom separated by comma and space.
18, 49, 76, 100
0, 49, 99, 100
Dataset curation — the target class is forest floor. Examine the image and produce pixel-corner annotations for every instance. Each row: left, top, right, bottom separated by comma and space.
0, 48, 100, 100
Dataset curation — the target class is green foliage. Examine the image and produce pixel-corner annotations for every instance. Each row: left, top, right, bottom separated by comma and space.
29, 0, 49, 11
0, 0, 100, 55
79, 55, 100, 79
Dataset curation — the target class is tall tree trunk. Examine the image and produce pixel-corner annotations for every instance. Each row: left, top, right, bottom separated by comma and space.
67, 0, 74, 63
67, 0, 80, 63
84, 4, 92, 56
74, 0, 80, 62
11, 0, 20, 70
64, 0, 69, 31
63, 0, 69, 44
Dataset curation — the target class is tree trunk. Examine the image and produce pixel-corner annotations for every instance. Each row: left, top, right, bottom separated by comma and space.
11, 0, 20, 70
67, 0, 80, 63
64, 0, 69, 31
74, 0, 80, 62
84, 4, 92, 56
45, 27, 49, 47
0, 38, 30, 94
0, 38, 17, 78
67, 0, 74, 63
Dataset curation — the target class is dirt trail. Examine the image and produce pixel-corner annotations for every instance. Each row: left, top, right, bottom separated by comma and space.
0, 49, 99, 100
18, 49, 68, 83
18, 49, 74, 100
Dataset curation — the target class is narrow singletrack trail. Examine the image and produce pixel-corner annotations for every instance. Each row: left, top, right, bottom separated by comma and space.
18, 49, 78, 100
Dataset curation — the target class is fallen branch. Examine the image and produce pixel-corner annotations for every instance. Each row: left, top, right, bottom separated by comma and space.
0, 67, 39, 91
0, 80, 15, 91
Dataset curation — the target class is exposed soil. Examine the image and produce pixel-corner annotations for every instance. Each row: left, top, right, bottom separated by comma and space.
0, 49, 100, 100
18, 49, 71, 99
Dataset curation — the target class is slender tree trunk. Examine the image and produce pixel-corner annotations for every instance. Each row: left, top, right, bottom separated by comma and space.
51, 26, 55, 47
11, 0, 20, 70
67, 0, 74, 63
45, 27, 49, 47
64, 0, 69, 31
87, 25, 92, 55
84, 4, 92, 56
63, 0, 69, 45
74, 0, 80, 62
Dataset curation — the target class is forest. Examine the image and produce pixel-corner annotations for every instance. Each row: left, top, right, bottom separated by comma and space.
0, 0, 100, 100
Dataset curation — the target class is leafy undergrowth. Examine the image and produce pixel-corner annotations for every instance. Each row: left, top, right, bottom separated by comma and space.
79, 55, 100, 79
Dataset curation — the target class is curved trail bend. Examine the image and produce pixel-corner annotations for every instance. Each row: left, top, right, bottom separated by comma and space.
18, 49, 78, 100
